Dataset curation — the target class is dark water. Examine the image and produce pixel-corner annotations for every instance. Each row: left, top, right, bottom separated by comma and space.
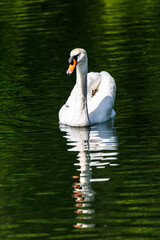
0, 0, 160, 239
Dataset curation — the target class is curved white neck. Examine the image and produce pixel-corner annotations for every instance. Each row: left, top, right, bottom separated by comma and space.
74, 59, 90, 126
76, 61, 88, 98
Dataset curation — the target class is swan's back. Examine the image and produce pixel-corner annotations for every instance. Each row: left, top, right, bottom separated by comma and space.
87, 71, 116, 124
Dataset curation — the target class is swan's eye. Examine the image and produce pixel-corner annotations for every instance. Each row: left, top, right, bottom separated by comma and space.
68, 54, 80, 65
68, 56, 74, 65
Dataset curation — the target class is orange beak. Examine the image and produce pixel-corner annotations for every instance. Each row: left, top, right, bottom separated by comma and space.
66, 59, 77, 75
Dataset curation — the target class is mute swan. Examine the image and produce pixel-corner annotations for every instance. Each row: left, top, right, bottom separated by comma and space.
59, 48, 116, 127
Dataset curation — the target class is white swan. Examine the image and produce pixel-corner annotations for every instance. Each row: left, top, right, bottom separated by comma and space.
59, 48, 116, 127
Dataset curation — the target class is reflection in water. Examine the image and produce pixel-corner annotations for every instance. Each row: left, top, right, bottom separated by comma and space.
60, 120, 118, 229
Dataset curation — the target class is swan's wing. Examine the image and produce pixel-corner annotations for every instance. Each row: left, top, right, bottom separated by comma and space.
87, 72, 102, 99
88, 71, 116, 124
100, 71, 116, 105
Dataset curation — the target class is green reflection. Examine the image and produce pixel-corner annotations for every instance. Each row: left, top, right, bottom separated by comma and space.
0, 0, 160, 239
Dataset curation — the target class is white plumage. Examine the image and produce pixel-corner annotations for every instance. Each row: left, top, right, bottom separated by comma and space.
59, 48, 116, 127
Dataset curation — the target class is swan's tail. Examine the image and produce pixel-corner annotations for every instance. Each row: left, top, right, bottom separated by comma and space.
111, 109, 116, 119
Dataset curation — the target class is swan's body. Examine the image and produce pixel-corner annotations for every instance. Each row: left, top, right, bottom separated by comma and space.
59, 48, 116, 127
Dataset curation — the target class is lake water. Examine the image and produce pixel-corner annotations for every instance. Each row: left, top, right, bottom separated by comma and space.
0, 0, 160, 239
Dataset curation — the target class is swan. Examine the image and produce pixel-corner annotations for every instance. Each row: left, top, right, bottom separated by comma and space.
59, 48, 116, 127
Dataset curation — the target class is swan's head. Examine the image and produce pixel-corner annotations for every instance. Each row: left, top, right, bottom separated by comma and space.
66, 48, 87, 75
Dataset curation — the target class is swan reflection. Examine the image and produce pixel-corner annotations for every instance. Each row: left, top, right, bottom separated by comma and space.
60, 120, 118, 229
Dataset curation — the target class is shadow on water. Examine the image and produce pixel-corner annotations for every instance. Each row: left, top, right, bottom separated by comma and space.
60, 120, 118, 229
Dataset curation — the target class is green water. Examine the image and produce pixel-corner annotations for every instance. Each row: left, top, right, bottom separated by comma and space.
0, 0, 160, 239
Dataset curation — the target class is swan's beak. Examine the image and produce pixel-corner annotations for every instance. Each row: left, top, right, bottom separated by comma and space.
66, 59, 77, 75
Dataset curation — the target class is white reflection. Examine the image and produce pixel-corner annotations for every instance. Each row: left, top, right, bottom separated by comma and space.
60, 120, 118, 229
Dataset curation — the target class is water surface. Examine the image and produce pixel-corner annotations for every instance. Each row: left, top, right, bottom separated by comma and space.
0, 0, 160, 239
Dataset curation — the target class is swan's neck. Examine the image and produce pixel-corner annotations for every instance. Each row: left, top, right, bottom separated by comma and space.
74, 60, 90, 126
76, 62, 88, 98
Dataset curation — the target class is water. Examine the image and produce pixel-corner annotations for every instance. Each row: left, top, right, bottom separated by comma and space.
0, 0, 160, 239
